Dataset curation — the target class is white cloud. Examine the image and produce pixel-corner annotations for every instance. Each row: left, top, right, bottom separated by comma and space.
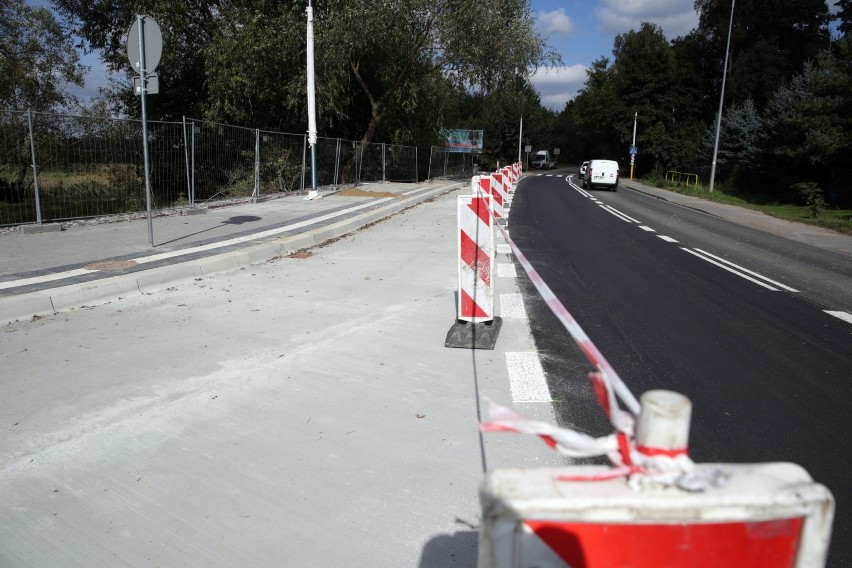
536, 8, 575, 37
595, 0, 699, 40
530, 64, 587, 110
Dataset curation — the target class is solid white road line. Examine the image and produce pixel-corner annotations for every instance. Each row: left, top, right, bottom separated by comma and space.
692, 248, 799, 292
825, 310, 852, 324
505, 352, 552, 402
681, 248, 778, 291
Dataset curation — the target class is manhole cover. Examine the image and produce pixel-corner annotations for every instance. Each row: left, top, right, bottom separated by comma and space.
83, 260, 139, 271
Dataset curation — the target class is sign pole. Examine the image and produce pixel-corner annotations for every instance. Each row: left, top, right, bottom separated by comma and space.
136, 15, 154, 247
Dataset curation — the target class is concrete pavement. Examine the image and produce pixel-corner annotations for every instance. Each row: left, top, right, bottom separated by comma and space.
0, 180, 565, 566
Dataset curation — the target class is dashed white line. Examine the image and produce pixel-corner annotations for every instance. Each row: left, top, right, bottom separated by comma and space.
500, 293, 528, 319
657, 235, 679, 243
505, 352, 552, 402
825, 310, 852, 324
639, 225, 656, 232
497, 263, 517, 278
496, 244, 511, 255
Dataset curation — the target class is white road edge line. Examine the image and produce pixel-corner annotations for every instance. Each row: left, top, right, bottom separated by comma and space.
692, 248, 799, 292
825, 310, 852, 324
500, 293, 528, 319
682, 248, 778, 291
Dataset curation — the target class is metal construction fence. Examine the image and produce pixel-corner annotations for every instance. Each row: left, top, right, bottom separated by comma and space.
0, 109, 420, 227
427, 146, 482, 180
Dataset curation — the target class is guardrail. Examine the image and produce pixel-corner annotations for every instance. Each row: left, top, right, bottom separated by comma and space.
665, 170, 699, 189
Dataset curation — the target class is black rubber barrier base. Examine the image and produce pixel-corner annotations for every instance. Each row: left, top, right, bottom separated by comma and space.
445, 317, 503, 350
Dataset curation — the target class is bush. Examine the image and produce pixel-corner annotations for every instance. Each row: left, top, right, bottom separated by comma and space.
791, 181, 826, 218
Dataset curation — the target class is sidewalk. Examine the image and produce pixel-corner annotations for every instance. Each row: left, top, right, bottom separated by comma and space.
0, 182, 458, 326
0, 179, 565, 566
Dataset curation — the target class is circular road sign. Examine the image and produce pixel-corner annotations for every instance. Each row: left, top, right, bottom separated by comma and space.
127, 16, 163, 74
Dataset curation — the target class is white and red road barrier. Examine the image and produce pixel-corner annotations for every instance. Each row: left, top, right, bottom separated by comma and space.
479, 461, 834, 567
457, 176, 495, 322
488, 172, 505, 220
476, 196, 834, 564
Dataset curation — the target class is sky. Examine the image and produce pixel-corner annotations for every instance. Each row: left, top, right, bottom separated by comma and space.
529, 0, 701, 111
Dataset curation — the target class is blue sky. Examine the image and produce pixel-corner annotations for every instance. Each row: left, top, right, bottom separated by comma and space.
530, 0, 702, 111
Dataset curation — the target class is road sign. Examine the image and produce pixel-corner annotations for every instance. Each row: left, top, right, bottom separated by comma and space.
525, 145, 532, 153
127, 16, 163, 74
630, 146, 639, 155
133, 74, 159, 95
553, 148, 560, 155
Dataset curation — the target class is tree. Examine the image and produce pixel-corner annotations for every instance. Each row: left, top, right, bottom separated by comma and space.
1, 0, 85, 112
694, 0, 831, 108
1, 0, 86, 204
571, 57, 620, 160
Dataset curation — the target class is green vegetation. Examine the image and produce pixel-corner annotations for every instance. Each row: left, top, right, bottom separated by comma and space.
642, 174, 852, 235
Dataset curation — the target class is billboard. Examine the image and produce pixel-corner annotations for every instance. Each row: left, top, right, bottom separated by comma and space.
441, 129, 483, 152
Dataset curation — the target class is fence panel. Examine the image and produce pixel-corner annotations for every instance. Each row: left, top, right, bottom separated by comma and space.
2, 109, 422, 226
428, 147, 479, 180
0, 110, 36, 226
258, 130, 305, 195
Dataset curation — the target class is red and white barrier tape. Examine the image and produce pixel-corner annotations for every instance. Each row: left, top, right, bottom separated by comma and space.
480, 177, 718, 489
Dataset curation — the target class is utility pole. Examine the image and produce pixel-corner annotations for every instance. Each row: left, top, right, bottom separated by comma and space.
305, 0, 320, 200
630, 111, 637, 180
517, 117, 523, 164
709, 0, 735, 193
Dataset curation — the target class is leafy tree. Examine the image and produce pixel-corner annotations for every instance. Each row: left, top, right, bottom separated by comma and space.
1, 0, 86, 204
694, 0, 831, 108
698, 98, 764, 185
571, 57, 619, 160
1, 0, 85, 112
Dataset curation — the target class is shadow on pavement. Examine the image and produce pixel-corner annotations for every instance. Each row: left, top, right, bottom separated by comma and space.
418, 529, 479, 567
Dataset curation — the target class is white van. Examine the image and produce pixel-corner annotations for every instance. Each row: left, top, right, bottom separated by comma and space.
583, 159, 619, 191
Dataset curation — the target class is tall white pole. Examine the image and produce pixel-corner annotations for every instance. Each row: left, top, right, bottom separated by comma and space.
709, 0, 735, 193
137, 15, 154, 246
517, 116, 523, 163
305, 0, 320, 200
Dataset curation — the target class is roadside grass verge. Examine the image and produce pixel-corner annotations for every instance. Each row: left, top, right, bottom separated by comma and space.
641, 177, 852, 235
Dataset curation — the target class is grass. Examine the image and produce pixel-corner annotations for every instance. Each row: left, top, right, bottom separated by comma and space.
642, 177, 852, 235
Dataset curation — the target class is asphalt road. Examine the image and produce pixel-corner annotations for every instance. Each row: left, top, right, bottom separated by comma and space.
509, 171, 852, 566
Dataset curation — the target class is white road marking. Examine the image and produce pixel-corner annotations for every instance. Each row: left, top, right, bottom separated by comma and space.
0, 268, 95, 290
599, 204, 635, 223
657, 235, 679, 243
681, 248, 778, 291
639, 225, 656, 232
825, 310, 852, 324
692, 248, 799, 292
500, 293, 528, 319
497, 263, 517, 278
602, 206, 640, 223
496, 244, 511, 255
505, 352, 552, 402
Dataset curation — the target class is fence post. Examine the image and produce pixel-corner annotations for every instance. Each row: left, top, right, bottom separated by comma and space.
253, 128, 260, 199
382, 142, 386, 183
182, 116, 191, 203
190, 121, 197, 205
334, 138, 341, 186
300, 134, 307, 193
356, 142, 363, 186
26, 110, 43, 225
415, 146, 418, 182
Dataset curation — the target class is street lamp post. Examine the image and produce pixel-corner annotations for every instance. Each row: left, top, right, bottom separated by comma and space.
305, 0, 320, 200
709, 0, 735, 193
630, 111, 637, 180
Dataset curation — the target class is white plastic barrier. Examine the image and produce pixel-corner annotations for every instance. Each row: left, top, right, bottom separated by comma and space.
479, 461, 833, 567
457, 176, 494, 322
